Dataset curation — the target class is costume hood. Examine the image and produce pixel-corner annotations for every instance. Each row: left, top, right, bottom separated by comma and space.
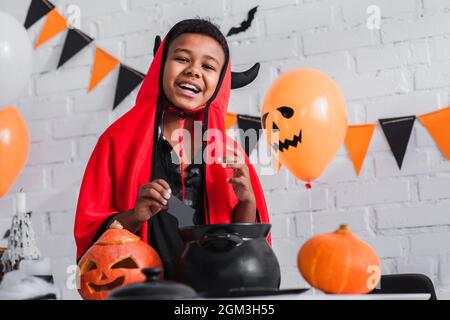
74, 30, 270, 260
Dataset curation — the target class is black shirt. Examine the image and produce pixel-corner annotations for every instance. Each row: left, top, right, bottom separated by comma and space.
146, 126, 206, 280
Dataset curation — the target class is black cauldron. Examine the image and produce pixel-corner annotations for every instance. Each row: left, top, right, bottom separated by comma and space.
174, 223, 281, 295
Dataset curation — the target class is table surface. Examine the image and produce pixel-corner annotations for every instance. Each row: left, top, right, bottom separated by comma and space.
238, 293, 431, 300
200, 289, 431, 300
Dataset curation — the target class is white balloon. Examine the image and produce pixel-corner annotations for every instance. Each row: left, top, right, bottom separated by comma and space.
0, 12, 33, 108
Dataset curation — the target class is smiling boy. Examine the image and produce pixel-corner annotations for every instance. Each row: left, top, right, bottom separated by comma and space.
74, 19, 270, 280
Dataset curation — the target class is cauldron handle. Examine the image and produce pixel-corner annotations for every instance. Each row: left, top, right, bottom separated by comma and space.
141, 268, 163, 282
198, 233, 244, 249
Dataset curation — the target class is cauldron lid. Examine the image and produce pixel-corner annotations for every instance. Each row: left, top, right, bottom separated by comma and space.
107, 268, 197, 300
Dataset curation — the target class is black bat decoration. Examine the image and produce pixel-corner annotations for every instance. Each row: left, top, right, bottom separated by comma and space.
227, 6, 258, 36
3, 229, 10, 239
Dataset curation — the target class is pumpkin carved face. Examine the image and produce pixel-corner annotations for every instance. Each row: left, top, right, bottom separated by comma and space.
261, 68, 348, 181
78, 223, 162, 300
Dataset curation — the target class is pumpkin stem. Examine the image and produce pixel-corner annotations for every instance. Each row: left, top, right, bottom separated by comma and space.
109, 220, 124, 230
337, 224, 350, 233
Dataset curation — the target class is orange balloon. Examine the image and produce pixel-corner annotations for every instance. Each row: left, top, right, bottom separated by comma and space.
261, 68, 348, 182
0, 107, 30, 197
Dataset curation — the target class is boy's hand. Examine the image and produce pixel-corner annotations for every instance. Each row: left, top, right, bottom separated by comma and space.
134, 179, 171, 222
219, 145, 256, 205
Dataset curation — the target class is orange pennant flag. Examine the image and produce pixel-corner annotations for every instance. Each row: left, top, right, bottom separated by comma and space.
345, 124, 376, 176
418, 107, 450, 160
225, 112, 237, 130
35, 9, 68, 48
89, 47, 119, 92
273, 154, 282, 172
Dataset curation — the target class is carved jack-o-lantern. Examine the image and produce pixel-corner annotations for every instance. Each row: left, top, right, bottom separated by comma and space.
78, 221, 162, 300
261, 68, 348, 182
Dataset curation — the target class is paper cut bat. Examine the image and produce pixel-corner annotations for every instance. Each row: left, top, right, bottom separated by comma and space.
227, 6, 258, 36
166, 195, 195, 228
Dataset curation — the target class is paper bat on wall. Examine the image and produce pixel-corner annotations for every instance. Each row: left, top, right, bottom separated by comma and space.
227, 6, 258, 36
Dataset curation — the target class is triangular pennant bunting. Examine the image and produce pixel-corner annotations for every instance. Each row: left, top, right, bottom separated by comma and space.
113, 64, 145, 110
225, 112, 238, 130
379, 116, 416, 169
58, 28, 93, 68
345, 124, 376, 175
34, 8, 68, 48
237, 114, 262, 156
24, 0, 54, 29
274, 157, 282, 172
89, 47, 119, 92
418, 107, 450, 161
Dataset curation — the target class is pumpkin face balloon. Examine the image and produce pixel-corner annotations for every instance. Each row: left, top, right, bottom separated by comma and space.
78, 222, 162, 300
261, 68, 348, 182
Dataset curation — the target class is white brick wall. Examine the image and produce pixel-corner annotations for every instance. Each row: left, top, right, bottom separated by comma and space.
265, 4, 332, 36
303, 26, 379, 55
381, 13, 450, 43
1, 0, 450, 299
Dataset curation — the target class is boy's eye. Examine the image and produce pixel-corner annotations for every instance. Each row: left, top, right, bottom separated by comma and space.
175, 57, 189, 63
203, 64, 215, 71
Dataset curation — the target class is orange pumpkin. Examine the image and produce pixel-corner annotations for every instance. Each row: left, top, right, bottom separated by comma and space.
78, 221, 162, 300
297, 224, 381, 294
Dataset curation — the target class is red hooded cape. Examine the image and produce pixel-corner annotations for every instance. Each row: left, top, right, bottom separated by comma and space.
74, 36, 270, 260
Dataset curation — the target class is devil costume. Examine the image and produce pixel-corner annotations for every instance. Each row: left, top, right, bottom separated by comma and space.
74, 21, 270, 279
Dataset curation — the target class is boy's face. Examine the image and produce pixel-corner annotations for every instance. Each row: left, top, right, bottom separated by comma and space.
163, 33, 226, 111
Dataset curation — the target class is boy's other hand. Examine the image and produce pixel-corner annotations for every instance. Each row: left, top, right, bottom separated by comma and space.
134, 179, 171, 221
219, 145, 256, 205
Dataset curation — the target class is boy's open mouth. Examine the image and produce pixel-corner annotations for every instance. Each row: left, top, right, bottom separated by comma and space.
177, 82, 201, 94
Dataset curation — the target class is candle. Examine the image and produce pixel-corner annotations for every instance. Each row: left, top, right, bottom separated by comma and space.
16, 191, 26, 214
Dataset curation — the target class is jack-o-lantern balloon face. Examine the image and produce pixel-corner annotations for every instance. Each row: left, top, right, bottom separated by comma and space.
78, 223, 162, 300
262, 106, 301, 153
261, 68, 348, 182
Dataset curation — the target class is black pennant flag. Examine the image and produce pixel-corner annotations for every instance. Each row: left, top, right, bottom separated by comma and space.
24, 0, 54, 29
237, 114, 262, 156
113, 64, 145, 110
379, 116, 416, 169
58, 28, 93, 68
